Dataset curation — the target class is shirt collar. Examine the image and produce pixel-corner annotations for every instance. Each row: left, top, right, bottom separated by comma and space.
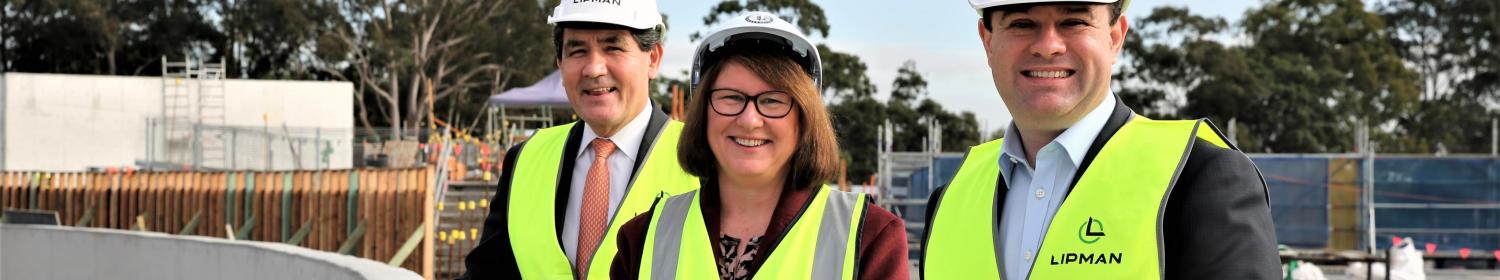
998, 93, 1116, 176
1052, 92, 1115, 166
578, 102, 654, 160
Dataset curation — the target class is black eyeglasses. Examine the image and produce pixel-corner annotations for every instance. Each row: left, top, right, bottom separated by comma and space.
708, 89, 795, 118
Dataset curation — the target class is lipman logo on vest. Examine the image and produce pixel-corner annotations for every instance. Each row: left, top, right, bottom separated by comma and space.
1050, 216, 1124, 266
1079, 216, 1106, 244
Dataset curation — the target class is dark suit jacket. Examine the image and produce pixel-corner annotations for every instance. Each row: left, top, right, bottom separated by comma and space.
921, 97, 1281, 279
462, 106, 672, 280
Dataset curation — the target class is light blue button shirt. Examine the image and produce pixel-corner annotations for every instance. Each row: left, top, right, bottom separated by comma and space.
997, 93, 1115, 280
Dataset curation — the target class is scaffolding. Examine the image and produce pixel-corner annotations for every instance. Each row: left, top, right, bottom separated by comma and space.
156, 57, 227, 170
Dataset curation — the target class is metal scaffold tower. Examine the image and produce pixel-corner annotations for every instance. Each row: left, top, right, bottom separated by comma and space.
159, 56, 227, 170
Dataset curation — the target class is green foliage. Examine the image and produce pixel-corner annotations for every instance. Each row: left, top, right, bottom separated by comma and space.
1379, 0, 1500, 153
218, 0, 339, 79
1238, 0, 1420, 153
883, 61, 977, 153
833, 60, 981, 181
1, 0, 222, 75
0, 0, 556, 137
306, 0, 552, 137
918, 99, 982, 152
818, 43, 877, 99
1113, 6, 1238, 120
830, 95, 885, 180
1118, 0, 1432, 153
890, 60, 928, 102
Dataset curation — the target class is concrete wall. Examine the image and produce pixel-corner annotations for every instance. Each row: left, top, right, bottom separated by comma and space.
0, 73, 353, 171
0, 224, 419, 280
1, 74, 6, 170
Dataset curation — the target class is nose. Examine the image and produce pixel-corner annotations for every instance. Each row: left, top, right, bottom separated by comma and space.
580, 52, 607, 79
1029, 26, 1066, 60
734, 105, 764, 129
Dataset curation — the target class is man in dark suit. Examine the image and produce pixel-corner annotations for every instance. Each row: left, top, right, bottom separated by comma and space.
920, 0, 1280, 279
461, 0, 699, 279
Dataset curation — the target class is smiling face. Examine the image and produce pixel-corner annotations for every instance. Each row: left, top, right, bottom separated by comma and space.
678, 49, 839, 190
705, 62, 801, 182
979, 4, 1127, 132
557, 28, 663, 137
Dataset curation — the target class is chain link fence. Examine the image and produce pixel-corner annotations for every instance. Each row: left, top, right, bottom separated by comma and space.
144, 118, 353, 171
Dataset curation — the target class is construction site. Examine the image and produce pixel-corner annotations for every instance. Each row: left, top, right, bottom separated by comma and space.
0, 56, 578, 279
1, 56, 1496, 280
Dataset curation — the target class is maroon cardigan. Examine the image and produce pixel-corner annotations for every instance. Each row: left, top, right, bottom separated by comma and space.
610, 182, 910, 279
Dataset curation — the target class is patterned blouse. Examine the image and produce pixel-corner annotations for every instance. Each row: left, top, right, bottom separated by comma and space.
718, 235, 763, 280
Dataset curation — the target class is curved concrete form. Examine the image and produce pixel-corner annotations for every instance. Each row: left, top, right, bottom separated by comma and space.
0, 224, 419, 280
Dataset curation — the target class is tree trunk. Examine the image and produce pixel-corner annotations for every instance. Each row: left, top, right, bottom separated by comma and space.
389, 73, 403, 141
355, 83, 378, 140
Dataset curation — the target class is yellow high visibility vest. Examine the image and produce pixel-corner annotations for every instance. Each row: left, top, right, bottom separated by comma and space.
922, 116, 1232, 280
639, 185, 867, 280
506, 121, 700, 279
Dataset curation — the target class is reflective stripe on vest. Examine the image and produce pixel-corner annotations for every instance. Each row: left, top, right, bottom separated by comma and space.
923, 116, 1232, 280
641, 186, 867, 280
507, 121, 701, 279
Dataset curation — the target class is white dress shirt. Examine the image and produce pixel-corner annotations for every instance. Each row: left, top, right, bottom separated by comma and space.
997, 93, 1115, 280
562, 103, 654, 263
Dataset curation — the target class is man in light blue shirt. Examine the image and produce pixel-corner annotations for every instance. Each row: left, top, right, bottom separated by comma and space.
997, 93, 1113, 280
919, 0, 1279, 278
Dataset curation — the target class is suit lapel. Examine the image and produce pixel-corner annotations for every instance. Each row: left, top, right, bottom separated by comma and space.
629, 103, 669, 185
554, 122, 586, 239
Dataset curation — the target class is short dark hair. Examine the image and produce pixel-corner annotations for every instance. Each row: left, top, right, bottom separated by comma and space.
981, 1, 1124, 31
678, 49, 840, 190
552, 22, 663, 59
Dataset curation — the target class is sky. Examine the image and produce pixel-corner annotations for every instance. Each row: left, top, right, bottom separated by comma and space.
655, 0, 1261, 134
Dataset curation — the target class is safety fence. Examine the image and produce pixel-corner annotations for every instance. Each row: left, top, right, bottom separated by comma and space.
0, 168, 436, 279
1255, 155, 1500, 254
145, 118, 356, 171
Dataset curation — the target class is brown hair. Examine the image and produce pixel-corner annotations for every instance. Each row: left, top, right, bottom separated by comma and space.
678, 48, 841, 190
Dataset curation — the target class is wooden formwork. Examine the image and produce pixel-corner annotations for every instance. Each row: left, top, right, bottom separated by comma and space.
0, 168, 437, 279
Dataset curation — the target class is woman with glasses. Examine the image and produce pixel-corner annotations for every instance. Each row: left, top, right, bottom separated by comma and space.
609, 11, 910, 280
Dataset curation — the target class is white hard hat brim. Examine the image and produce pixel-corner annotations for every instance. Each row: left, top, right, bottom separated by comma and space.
546, 10, 662, 30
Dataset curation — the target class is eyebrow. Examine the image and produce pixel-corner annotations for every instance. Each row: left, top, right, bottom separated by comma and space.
563, 34, 624, 49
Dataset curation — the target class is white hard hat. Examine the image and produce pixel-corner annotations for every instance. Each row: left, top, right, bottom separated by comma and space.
691, 11, 822, 91
547, 0, 663, 30
969, 0, 1131, 13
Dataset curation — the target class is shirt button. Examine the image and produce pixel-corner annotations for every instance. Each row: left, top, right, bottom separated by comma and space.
1024, 250, 1034, 260
1009, 157, 1019, 164
1035, 188, 1046, 198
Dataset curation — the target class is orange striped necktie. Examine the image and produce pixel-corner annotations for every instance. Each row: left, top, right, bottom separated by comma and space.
577, 138, 616, 276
